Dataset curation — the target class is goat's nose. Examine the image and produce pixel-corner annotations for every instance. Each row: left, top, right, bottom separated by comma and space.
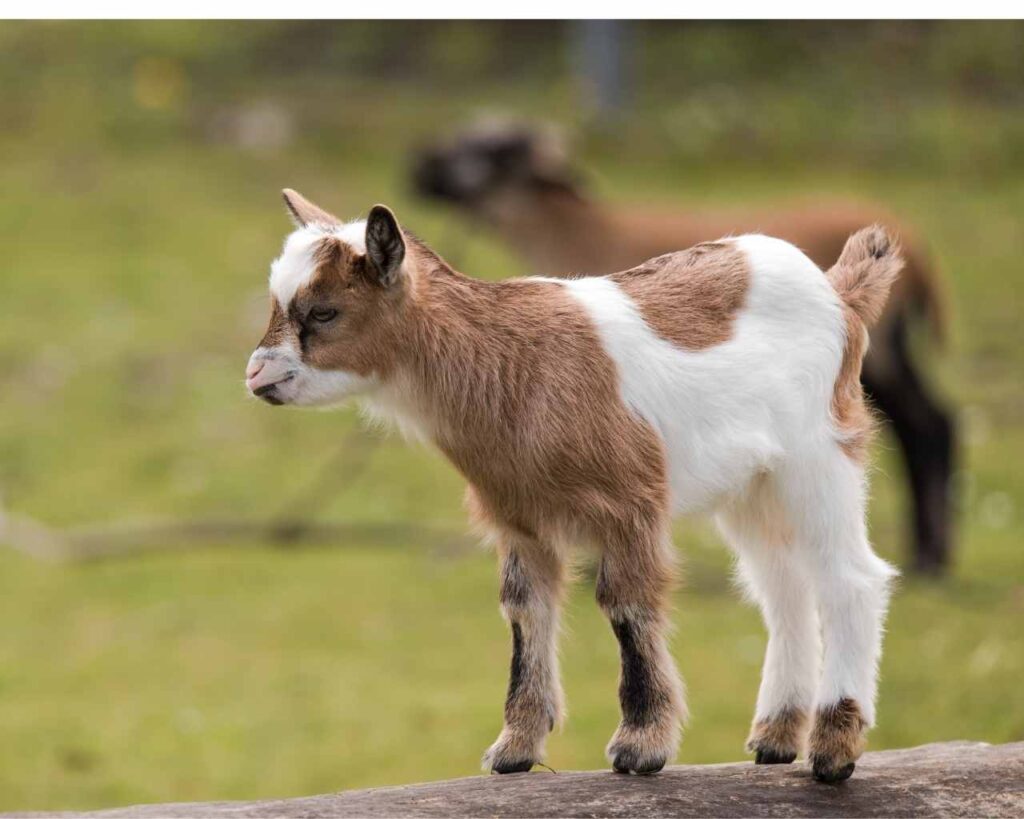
246, 353, 295, 399
245, 358, 265, 382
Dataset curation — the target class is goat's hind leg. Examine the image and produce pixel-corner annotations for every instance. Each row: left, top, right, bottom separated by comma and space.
597, 523, 686, 775
717, 480, 819, 766
482, 533, 566, 774
779, 449, 896, 783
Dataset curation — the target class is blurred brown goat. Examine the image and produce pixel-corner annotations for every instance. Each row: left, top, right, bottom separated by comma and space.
411, 122, 955, 574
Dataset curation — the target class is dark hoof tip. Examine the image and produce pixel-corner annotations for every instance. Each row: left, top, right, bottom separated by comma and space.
755, 748, 797, 765
491, 759, 534, 774
812, 760, 855, 783
612, 751, 666, 775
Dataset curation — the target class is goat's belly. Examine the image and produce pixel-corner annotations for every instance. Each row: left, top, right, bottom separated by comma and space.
660, 419, 782, 514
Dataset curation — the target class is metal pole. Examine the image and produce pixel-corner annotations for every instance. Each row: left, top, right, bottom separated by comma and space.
574, 20, 631, 122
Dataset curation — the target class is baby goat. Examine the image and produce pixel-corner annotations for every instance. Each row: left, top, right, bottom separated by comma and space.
246, 189, 900, 784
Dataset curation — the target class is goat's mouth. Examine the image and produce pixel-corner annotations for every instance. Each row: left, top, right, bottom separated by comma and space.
252, 374, 296, 405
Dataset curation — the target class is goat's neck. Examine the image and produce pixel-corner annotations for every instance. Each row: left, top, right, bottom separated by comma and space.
377, 265, 511, 445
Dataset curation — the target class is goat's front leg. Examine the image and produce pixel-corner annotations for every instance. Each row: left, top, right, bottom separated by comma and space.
482, 537, 566, 774
597, 529, 686, 775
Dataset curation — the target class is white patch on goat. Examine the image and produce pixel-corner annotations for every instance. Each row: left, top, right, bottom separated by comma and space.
289, 368, 378, 407
551, 235, 846, 515
359, 374, 437, 445
269, 221, 367, 307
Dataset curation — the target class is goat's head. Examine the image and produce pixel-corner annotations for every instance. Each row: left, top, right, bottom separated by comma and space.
246, 190, 409, 407
410, 119, 579, 209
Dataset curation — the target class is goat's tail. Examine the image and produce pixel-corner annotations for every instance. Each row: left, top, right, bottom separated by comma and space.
827, 225, 904, 328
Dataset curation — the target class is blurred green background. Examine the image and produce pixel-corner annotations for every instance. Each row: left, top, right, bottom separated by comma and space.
1, 20, 1022, 811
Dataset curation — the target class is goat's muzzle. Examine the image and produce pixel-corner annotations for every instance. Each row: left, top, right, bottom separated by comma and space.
246, 352, 296, 405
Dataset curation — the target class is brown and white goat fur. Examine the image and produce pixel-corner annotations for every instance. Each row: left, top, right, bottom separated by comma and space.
246, 189, 900, 783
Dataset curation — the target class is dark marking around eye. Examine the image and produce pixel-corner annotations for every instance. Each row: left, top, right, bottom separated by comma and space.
310, 308, 339, 323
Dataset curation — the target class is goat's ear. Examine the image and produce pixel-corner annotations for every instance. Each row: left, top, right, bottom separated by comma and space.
365, 204, 406, 287
282, 188, 341, 228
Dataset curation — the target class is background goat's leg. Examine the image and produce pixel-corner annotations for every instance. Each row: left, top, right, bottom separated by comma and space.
863, 318, 956, 574
482, 537, 566, 774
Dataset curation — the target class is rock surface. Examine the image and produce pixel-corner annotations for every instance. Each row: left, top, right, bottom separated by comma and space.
16, 741, 1024, 818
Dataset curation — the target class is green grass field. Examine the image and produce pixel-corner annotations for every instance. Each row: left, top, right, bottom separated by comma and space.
1, 22, 1023, 811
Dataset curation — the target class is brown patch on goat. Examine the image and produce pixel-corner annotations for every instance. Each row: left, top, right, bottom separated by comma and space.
808, 698, 867, 783
612, 242, 749, 351
746, 706, 809, 764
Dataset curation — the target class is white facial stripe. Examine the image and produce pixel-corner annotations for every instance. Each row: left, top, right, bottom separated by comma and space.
269, 230, 318, 307
269, 220, 368, 308
334, 220, 367, 254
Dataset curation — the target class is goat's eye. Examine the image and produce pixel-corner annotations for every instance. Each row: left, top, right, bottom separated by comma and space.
309, 308, 338, 323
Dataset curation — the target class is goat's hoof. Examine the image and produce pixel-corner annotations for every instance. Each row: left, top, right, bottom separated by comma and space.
491, 758, 535, 774
610, 747, 667, 775
807, 698, 866, 784
754, 747, 798, 765
811, 758, 856, 783
482, 732, 542, 775
606, 720, 677, 775
746, 708, 807, 767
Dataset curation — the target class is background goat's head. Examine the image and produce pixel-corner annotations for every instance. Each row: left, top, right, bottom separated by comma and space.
410, 119, 580, 209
